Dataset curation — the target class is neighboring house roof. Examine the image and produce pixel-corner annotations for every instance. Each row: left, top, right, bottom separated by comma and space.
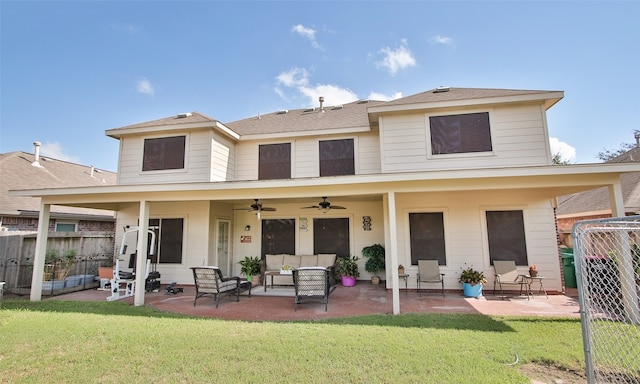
0, 151, 117, 218
556, 146, 640, 217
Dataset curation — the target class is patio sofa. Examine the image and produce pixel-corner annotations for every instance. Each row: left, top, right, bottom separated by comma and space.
262, 254, 337, 287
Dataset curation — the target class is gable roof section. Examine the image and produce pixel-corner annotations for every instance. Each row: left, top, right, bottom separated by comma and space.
0, 151, 117, 217
225, 99, 384, 138
368, 87, 564, 119
106, 112, 239, 140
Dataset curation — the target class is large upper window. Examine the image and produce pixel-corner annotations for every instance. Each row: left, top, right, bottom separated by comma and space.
486, 210, 528, 266
429, 112, 492, 155
259, 143, 291, 180
409, 212, 446, 265
142, 136, 186, 171
319, 139, 354, 176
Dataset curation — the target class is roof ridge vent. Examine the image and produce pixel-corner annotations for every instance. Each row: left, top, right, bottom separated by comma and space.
434, 86, 450, 93
357, 99, 369, 104
277, 110, 288, 115
177, 112, 192, 118
332, 105, 344, 110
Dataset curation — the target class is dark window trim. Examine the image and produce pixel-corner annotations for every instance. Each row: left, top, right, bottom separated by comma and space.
259, 143, 291, 180
429, 111, 493, 156
408, 212, 447, 266
142, 135, 186, 171
319, 138, 355, 177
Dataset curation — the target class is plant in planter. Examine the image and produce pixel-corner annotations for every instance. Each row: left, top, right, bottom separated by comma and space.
44, 249, 77, 281
528, 264, 538, 277
337, 255, 360, 287
458, 265, 487, 298
362, 244, 385, 285
239, 256, 262, 286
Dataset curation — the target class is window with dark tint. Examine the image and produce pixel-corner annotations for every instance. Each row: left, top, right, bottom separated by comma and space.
142, 136, 186, 171
261, 219, 296, 258
429, 112, 492, 155
486, 210, 528, 266
259, 143, 291, 180
409, 212, 446, 265
148, 218, 184, 264
319, 139, 355, 176
313, 218, 350, 258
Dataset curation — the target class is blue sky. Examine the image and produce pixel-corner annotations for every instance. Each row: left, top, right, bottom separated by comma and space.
1, 1, 639, 172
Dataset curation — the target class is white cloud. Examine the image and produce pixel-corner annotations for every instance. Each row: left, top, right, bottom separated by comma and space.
376, 39, 416, 75
275, 68, 358, 107
549, 137, 576, 162
292, 24, 322, 50
276, 67, 310, 87
39, 142, 80, 163
368, 91, 403, 101
430, 35, 453, 44
136, 77, 155, 95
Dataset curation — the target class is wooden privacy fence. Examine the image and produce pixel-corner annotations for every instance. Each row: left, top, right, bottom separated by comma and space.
0, 231, 115, 296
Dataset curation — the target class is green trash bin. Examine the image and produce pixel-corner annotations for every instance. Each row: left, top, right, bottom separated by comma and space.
561, 252, 577, 288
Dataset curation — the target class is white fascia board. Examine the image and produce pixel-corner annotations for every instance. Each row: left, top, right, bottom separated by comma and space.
368, 91, 565, 114
10, 163, 637, 204
237, 126, 371, 141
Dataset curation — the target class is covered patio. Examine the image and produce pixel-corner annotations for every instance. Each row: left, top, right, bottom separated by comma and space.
49, 283, 582, 321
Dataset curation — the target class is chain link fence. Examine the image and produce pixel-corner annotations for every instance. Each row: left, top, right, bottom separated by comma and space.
572, 216, 640, 383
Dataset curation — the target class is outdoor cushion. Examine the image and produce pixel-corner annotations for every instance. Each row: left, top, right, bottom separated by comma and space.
317, 254, 336, 267
266, 254, 285, 270
283, 254, 301, 269
299, 255, 318, 267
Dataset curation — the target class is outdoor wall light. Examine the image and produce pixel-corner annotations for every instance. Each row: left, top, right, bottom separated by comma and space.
244, 225, 251, 231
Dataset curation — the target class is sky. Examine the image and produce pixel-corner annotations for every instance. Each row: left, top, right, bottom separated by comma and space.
1, 1, 639, 172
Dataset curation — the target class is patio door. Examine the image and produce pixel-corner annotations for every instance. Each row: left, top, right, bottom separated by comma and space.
216, 219, 231, 275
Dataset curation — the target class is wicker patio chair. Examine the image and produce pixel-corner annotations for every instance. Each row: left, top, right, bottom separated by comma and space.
416, 259, 445, 297
191, 266, 251, 308
292, 267, 334, 311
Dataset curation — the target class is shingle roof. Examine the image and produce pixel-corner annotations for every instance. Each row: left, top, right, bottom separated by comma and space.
0, 151, 117, 216
114, 111, 219, 130
556, 146, 640, 215
379, 87, 561, 107
225, 99, 384, 136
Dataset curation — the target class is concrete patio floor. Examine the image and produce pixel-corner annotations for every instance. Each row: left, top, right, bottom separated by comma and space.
49, 282, 582, 321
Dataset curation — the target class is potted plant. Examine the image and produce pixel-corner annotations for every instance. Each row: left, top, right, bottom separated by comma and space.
362, 244, 385, 285
337, 255, 360, 287
458, 265, 486, 298
239, 256, 262, 287
528, 264, 538, 277
43, 249, 76, 291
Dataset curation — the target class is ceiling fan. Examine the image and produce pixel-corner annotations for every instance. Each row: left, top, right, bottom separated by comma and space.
302, 197, 346, 212
235, 199, 276, 219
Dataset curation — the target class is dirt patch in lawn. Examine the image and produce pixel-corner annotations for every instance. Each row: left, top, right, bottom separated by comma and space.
519, 363, 586, 384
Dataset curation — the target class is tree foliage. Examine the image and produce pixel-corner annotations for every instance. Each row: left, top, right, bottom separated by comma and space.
597, 130, 639, 162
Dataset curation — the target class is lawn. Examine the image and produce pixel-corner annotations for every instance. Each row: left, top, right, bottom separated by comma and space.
0, 300, 586, 383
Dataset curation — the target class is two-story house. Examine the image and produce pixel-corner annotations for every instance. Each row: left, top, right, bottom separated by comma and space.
14, 87, 636, 312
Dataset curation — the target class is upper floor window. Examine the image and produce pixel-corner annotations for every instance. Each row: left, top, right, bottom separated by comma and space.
429, 112, 492, 155
259, 143, 291, 180
319, 139, 354, 176
142, 136, 185, 171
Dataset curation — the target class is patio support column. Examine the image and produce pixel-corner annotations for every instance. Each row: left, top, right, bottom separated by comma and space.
30, 201, 50, 302
385, 192, 400, 314
134, 200, 150, 307
608, 181, 639, 323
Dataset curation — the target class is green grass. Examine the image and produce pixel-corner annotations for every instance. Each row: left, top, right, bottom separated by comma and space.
0, 299, 586, 383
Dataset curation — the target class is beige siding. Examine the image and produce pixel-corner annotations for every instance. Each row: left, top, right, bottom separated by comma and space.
211, 133, 235, 181
380, 103, 551, 173
117, 131, 213, 185
391, 190, 562, 292
235, 133, 381, 181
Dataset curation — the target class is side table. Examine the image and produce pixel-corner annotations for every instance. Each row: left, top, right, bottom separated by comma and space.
398, 274, 409, 296
526, 275, 548, 299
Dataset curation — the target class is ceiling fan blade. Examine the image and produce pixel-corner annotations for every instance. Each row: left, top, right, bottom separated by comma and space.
301, 205, 320, 209
260, 207, 277, 211
330, 205, 347, 209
